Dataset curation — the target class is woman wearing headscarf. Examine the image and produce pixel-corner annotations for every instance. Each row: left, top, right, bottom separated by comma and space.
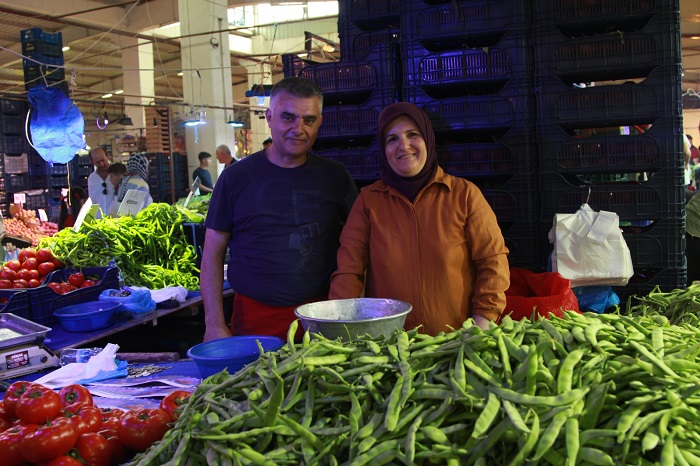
329, 102, 510, 334
109, 153, 153, 215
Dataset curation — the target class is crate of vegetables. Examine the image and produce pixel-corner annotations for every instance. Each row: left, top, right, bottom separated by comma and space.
28, 266, 120, 326
0, 288, 30, 319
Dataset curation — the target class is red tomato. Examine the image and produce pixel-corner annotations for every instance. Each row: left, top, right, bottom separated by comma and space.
27, 278, 41, 288
59, 384, 94, 408
43, 456, 85, 466
36, 247, 54, 264
20, 417, 78, 463
15, 269, 30, 281
75, 432, 112, 466
81, 279, 97, 288
61, 284, 78, 294
0, 267, 16, 281
21, 258, 38, 271
99, 428, 128, 465
53, 258, 65, 268
0, 279, 12, 289
68, 273, 86, 287
4, 260, 21, 272
0, 424, 37, 466
38, 261, 56, 277
48, 282, 63, 293
100, 408, 125, 430
0, 400, 12, 424
27, 269, 40, 280
17, 248, 36, 263
117, 408, 171, 452
16, 384, 63, 424
159, 390, 192, 422
12, 280, 27, 289
64, 404, 102, 433
3, 381, 33, 418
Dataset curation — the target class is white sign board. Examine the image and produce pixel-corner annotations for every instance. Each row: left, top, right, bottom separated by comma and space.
116, 189, 148, 217
37, 209, 48, 222
73, 199, 99, 232
13, 193, 26, 204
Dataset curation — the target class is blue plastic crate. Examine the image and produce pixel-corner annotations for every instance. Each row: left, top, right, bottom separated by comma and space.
2, 115, 25, 135
339, 0, 401, 31
183, 222, 206, 269
0, 99, 27, 116
620, 217, 685, 270
500, 221, 544, 271
534, 0, 678, 29
3, 134, 27, 154
338, 18, 400, 61
23, 53, 64, 68
28, 266, 120, 326
538, 168, 685, 223
0, 289, 31, 320
19, 189, 49, 211
315, 139, 382, 180
471, 174, 539, 224
534, 67, 682, 129
536, 117, 683, 175
48, 163, 68, 176
614, 267, 686, 304
6, 173, 29, 191
533, 13, 681, 81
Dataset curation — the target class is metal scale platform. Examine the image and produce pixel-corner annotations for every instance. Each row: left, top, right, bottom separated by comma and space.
0, 313, 59, 380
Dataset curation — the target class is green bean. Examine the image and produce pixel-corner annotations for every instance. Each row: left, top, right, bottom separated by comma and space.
532, 408, 570, 461
507, 412, 539, 466
565, 418, 580, 466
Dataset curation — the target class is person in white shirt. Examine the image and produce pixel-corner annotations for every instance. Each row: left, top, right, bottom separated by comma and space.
87, 147, 114, 218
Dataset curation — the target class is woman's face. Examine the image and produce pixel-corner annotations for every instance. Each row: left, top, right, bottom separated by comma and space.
383, 115, 427, 178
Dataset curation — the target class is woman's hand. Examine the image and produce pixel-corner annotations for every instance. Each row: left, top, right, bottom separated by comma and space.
472, 314, 492, 330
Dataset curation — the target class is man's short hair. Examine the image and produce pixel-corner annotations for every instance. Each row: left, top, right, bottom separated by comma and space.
270, 77, 324, 109
688, 134, 694, 142
107, 162, 127, 175
198, 151, 212, 161
262, 137, 272, 146
216, 144, 231, 156
89, 146, 106, 162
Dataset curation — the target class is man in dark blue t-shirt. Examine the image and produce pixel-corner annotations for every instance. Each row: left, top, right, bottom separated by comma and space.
201, 77, 358, 342
192, 151, 213, 193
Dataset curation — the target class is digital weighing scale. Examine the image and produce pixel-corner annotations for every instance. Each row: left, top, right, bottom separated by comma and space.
0, 313, 59, 380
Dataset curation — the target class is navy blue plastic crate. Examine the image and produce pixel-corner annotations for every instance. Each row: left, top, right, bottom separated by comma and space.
470, 174, 539, 223
533, 0, 678, 30
6, 173, 29, 191
48, 163, 68, 176
23, 65, 65, 83
437, 128, 535, 178
536, 118, 684, 175
406, 86, 533, 136
533, 13, 681, 81
314, 88, 397, 142
3, 154, 28, 174
402, 0, 530, 48
183, 222, 206, 269
2, 115, 25, 135
538, 168, 685, 223
21, 28, 62, 46
620, 217, 685, 270
23, 53, 64, 68
28, 266, 120, 326
0, 99, 27, 116
500, 221, 544, 271
48, 175, 68, 188
339, 0, 401, 31
315, 140, 382, 180
338, 18, 400, 61
3, 134, 27, 154
47, 198, 61, 223
0, 289, 31, 320
534, 67, 683, 129
615, 267, 686, 304
19, 189, 49, 211
283, 44, 398, 105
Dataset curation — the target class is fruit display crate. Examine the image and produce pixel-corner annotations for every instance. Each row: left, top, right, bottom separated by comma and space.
315, 139, 382, 181
15, 189, 49, 211
21, 28, 63, 55
538, 168, 685, 223
0, 98, 27, 116
3, 134, 27, 155
614, 267, 685, 305
401, 33, 533, 95
5, 173, 29, 191
338, 0, 401, 32
282, 44, 399, 106
500, 221, 543, 271
70, 155, 94, 177
183, 222, 206, 270
533, 0, 678, 30
402, 0, 530, 49
338, 18, 400, 61
533, 13, 681, 82
28, 266, 120, 326
0, 289, 31, 320
1, 114, 25, 135
436, 127, 536, 179
533, 66, 683, 130
3, 154, 28, 174
621, 217, 686, 270
406, 86, 534, 137
536, 117, 684, 175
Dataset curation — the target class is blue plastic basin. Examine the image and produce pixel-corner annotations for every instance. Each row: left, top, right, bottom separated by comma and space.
187, 336, 285, 379
53, 301, 121, 332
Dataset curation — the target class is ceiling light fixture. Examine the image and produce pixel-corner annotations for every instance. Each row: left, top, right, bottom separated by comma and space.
227, 116, 244, 127
62, 46, 70, 52
114, 89, 124, 94
101, 93, 113, 99
177, 71, 184, 76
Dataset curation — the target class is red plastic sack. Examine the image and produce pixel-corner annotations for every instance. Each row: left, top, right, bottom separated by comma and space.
500, 268, 580, 323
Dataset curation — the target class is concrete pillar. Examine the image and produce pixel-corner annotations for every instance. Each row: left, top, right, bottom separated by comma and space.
116, 35, 153, 146
240, 58, 273, 154
179, 0, 234, 180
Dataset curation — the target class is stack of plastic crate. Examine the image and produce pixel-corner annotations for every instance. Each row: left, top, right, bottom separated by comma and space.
280, 0, 405, 181
172, 153, 190, 201
20, 28, 67, 95
146, 152, 175, 203
533, 0, 685, 299
70, 154, 94, 192
399, 0, 539, 270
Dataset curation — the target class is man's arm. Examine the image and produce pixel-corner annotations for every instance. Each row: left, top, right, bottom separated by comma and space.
201, 228, 232, 342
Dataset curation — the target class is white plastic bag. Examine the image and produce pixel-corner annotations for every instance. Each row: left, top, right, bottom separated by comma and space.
548, 203, 634, 287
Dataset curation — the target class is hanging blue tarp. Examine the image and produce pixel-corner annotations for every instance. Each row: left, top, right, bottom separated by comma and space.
27, 85, 84, 164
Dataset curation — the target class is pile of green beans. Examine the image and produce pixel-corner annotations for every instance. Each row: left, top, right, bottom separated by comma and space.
626, 283, 700, 326
38, 203, 203, 290
126, 312, 700, 465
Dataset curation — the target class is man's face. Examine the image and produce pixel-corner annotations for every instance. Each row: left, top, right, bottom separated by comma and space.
215, 150, 227, 164
90, 150, 110, 173
265, 92, 322, 160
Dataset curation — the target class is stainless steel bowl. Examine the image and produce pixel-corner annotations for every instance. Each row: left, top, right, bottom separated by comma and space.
294, 298, 412, 341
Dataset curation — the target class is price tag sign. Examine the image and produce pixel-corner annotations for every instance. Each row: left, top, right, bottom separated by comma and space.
116, 189, 148, 217
73, 199, 99, 232
37, 209, 48, 222
13, 193, 26, 204
61, 188, 69, 197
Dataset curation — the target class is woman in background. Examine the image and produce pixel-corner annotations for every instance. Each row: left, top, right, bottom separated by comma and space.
330, 102, 510, 335
110, 153, 153, 215
58, 187, 87, 230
